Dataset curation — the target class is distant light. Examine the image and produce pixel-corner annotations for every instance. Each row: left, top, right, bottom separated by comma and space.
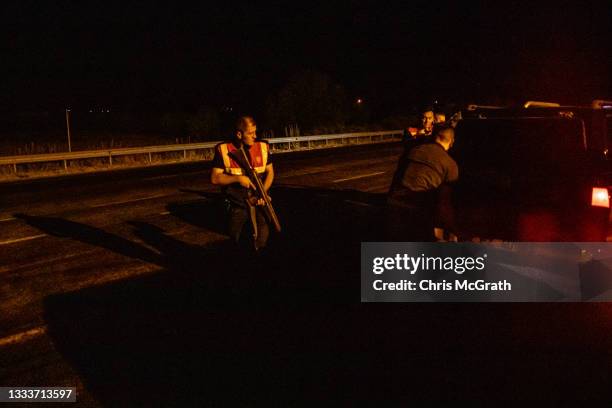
356, 98, 363, 104
89, 110, 93, 113
592, 187, 610, 208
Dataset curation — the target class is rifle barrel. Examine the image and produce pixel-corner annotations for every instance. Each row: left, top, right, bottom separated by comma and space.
238, 146, 282, 232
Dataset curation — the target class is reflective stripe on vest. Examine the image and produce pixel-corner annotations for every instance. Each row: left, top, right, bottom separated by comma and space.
219, 142, 268, 175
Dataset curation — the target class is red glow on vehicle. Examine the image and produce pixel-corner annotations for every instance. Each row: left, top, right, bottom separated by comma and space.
518, 213, 559, 241
591, 188, 610, 208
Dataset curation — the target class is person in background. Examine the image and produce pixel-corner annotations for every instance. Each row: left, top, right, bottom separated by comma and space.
418, 108, 435, 136
404, 107, 435, 140
394, 107, 437, 195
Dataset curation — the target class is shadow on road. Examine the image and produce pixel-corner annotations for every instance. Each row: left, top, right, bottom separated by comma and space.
19, 185, 612, 403
29, 186, 387, 404
168, 189, 228, 236
14, 213, 164, 266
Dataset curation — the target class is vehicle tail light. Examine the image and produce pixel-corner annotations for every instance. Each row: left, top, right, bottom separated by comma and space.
591, 187, 610, 208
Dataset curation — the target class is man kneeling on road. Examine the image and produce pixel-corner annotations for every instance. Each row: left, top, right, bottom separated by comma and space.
387, 125, 459, 241
211, 116, 274, 251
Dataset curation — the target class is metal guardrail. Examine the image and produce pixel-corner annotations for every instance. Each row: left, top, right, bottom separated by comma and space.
0, 130, 403, 173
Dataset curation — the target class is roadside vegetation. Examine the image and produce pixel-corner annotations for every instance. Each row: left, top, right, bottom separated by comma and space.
0, 70, 419, 181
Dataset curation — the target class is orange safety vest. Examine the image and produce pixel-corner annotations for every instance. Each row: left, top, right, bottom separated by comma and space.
218, 141, 269, 175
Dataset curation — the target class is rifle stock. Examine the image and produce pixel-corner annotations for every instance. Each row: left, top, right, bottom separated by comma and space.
231, 146, 282, 233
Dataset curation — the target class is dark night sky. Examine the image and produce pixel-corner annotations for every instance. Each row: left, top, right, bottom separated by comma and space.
1, 1, 610, 116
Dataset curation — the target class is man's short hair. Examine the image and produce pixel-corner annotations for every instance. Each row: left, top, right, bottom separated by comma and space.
435, 125, 455, 144
421, 106, 434, 115
235, 116, 256, 134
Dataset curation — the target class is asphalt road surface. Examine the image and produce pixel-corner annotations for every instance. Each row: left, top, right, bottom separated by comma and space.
1, 143, 612, 404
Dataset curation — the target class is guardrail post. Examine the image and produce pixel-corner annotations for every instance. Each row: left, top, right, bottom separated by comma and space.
109, 152, 113, 167
13, 163, 17, 174
63, 160, 68, 171
183, 149, 187, 160
148, 152, 152, 164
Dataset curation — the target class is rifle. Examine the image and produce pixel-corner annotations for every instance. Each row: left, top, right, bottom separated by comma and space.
229, 144, 282, 233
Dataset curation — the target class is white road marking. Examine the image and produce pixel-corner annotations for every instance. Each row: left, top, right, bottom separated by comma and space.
148, 170, 208, 181
90, 193, 173, 208
280, 158, 390, 180
363, 184, 389, 192
332, 171, 386, 183
0, 249, 98, 274
0, 217, 16, 222
0, 234, 47, 246
0, 326, 47, 347
344, 199, 375, 208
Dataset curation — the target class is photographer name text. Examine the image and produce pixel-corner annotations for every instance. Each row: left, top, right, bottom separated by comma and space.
373, 279, 511, 291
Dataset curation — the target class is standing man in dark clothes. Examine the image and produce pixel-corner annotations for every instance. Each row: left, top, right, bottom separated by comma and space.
387, 125, 459, 241
211, 116, 275, 251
